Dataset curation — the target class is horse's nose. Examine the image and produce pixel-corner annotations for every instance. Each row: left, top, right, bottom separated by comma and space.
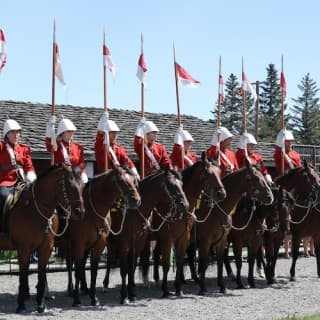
218, 188, 226, 201
128, 198, 141, 209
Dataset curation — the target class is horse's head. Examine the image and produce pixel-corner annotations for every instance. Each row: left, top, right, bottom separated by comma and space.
198, 152, 226, 202
276, 160, 320, 197
242, 159, 274, 205
59, 164, 85, 219
112, 165, 141, 209
156, 169, 189, 215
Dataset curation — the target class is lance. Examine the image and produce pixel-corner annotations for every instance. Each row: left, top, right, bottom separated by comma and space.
216, 56, 223, 165
280, 54, 286, 174
173, 43, 184, 170
50, 20, 57, 166
140, 33, 145, 179
103, 27, 109, 171
242, 57, 247, 134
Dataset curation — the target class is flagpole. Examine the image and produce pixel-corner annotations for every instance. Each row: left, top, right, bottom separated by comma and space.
281, 54, 285, 174
173, 43, 184, 170
51, 20, 57, 166
242, 57, 247, 134
140, 33, 145, 179
103, 26, 109, 171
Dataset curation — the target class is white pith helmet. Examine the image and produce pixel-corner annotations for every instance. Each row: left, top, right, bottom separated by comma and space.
183, 130, 194, 142
275, 129, 294, 147
211, 126, 233, 145
144, 121, 159, 134
57, 118, 77, 136
107, 119, 120, 132
3, 119, 22, 138
246, 133, 257, 145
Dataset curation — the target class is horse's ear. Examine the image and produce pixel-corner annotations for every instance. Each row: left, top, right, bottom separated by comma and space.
303, 159, 308, 169
201, 151, 207, 162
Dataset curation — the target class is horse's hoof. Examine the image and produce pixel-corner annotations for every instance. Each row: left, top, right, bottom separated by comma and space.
237, 284, 245, 289
198, 290, 207, 296
91, 298, 100, 306
72, 300, 82, 307
120, 298, 130, 305
290, 276, 296, 282
129, 295, 137, 302
219, 287, 226, 294
175, 290, 184, 297
249, 283, 256, 288
161, 291, 173, 298
37, 304, 47, 313
15, 305, 27, 314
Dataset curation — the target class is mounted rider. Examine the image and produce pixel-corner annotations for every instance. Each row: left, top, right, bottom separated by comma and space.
95, 112, 140, 179
170, 126, 197, 171
236, 132, 273, 185
207, 126, 239, 178
45, 116, 88, 183
134, 118, 172, 177
0, 119, 37, 212
273, 129, 302, 175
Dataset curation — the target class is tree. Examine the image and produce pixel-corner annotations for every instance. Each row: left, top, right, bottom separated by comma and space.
290, 73, 320, 144
259, 64, 284, 142
210, 73, 255, 134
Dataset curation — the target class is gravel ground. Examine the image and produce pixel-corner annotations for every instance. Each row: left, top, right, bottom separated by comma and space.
0, 255, 319, 320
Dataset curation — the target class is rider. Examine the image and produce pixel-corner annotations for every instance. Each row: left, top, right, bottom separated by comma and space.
95, 112, 140, 179
273, 128, 302, 175
0, 119, 37, 211
170, 127, 197, 171
45, 116, 88, 183
207, 126, 239, 178
236, 132, 273, 185
134, 118, 172, 177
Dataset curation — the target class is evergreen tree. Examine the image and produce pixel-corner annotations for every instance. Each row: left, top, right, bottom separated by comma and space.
210, 73, 255, 134
290, 73, 320, 144
259, 64, 283, 142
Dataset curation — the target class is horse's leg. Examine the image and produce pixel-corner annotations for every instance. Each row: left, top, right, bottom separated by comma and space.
223, 242, 235, 279
80, 250, 89, 294
16, 248, 31, 313
36, 242, 54, 313
233, 243, 244, 289
65, 251, 74, 297
127, 251, 138, 302
153, 241, 161, 283
174, 230, 189, 296
198, 241, 210, 295
72, 258, 83, 307
216, 238, 228, 293
186, 240, 199, 283
247, 245, 257, 288
119, 250, 129, 305
271, 237, 283, 282
139, 238, 151, 287
256, 245, 266, 278
264, 234, 275, 284
290, 234, 301, 281
313, 237, 320, 277
89, 245, 103, 306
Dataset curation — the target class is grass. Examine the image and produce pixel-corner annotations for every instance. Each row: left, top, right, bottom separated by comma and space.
282, 315, 320, 319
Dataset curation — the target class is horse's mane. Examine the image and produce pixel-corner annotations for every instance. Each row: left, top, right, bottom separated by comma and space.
181, 161, 201, 184
140, 168, 181, 185
37, 164, 62, 179
221, 166, 247, 182
275, 167, 302, 184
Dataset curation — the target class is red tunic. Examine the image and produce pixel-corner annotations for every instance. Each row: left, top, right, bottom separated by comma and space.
0, 141, 35, 186
134, 136, 172, 177
95, 132, 135, 172
273, 146, 302, 174
207, 145, 239, 178
45, 138, 86, 171
170, 143, 197, 170
236, 148, 268, 176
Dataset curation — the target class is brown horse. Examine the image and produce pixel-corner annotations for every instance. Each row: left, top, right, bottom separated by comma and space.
274, 161, 320, 282
195, 159, 273, 295
103, 169, 189, 304
59, 165, 141, 307
0, 164, 85, 313
223, 187, 294, 288
146, 152, 226, 297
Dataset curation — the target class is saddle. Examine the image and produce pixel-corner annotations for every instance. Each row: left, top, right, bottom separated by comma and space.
1, 182, 26, 232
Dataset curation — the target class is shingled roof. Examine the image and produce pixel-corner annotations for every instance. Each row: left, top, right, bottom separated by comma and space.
0, 100, 312, 169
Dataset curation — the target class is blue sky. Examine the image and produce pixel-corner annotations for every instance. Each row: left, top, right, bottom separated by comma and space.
1, 0, 319, 121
